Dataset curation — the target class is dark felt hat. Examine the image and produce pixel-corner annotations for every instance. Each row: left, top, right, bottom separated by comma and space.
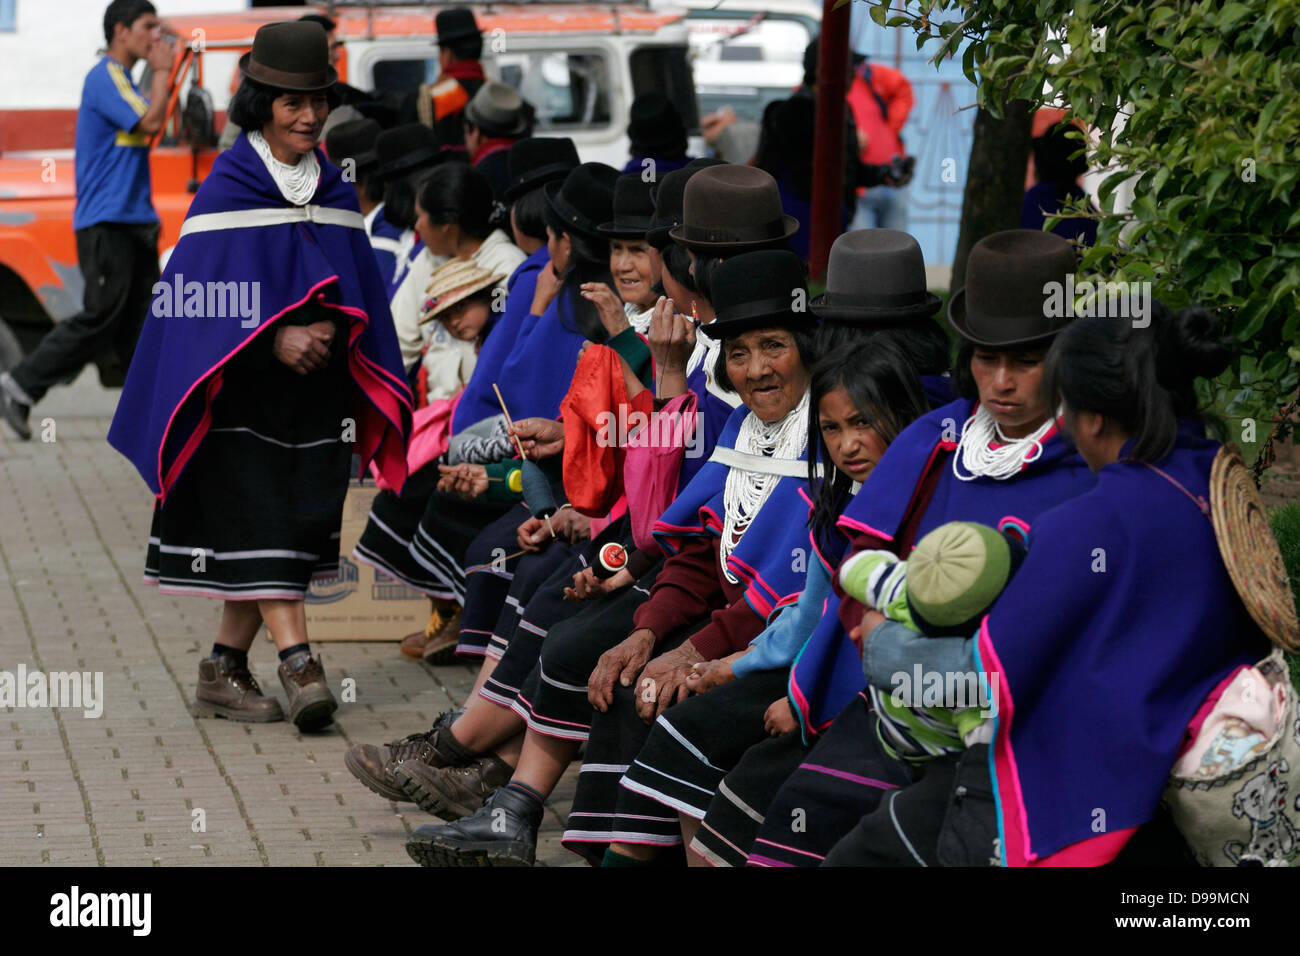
627, 91, 687, 158
374, 123, 444, 181
598, 174, 656, 238
324, 118, 381, 171
544, 162, 620, 240
670, 165, 799, 254
239, 21, 338, 92
464, 81, 532, 139
645, 157, 727, 249
503, 137, 580, 202
947, 229, 1079, 346
698, 250, 815, 340
435, 7, 482, 45
810, 229, 941, 325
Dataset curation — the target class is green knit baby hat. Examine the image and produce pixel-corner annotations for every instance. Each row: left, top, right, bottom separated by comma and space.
906, 521, 1024, 636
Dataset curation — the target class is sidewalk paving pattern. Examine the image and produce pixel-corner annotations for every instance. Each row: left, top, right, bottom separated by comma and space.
0, 370, 581, 866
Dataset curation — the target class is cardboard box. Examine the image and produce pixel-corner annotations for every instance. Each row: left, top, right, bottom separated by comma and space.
305, 482, 430, 641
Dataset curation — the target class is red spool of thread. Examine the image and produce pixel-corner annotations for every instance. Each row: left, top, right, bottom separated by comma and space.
593, 542, 628, 579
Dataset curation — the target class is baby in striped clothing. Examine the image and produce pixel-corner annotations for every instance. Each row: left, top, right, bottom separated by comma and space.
838, 521, 1027, 759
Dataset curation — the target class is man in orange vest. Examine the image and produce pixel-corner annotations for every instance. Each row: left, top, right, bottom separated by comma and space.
845, 53, 914, 232
421, 7, 486, 151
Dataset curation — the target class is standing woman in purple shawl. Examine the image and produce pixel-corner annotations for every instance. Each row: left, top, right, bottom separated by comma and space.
108, 22, 413, 731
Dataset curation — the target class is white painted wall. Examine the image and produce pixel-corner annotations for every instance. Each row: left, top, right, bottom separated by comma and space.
0, 0, 247, 109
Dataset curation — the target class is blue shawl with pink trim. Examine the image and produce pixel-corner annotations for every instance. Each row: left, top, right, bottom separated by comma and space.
788, 397, 1095, 739
653, 401, 810, 621
108, 134, 413, 500
978, 436, 1266, 864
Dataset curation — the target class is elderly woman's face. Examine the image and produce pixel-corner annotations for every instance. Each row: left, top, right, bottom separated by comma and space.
725, 328, 809, 424
263, 92, 328, 163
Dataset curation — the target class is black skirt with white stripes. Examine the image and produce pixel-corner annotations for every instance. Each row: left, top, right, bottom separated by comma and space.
145, 303, 353, 600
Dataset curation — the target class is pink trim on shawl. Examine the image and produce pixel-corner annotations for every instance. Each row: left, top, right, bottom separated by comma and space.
978, 614, 1036, 866
156, 276, 338, 497
1025, 827, 1137, 867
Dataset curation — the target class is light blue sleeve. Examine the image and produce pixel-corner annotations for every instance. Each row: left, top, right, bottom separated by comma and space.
861, 619, 977, 703
731, 559, 831, 678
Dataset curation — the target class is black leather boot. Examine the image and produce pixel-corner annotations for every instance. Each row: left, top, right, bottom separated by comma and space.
405, 785, 544, 867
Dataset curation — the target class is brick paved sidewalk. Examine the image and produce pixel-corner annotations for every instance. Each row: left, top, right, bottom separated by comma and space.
0, 370, 581, 867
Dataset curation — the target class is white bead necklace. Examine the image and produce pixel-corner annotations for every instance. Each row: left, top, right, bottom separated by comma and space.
952, 403, 1055, 482
248, 129, 320, 207
720, 389, 810, 582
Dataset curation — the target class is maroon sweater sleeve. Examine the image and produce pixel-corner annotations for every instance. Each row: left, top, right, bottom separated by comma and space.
633, 534, 726, 643
633, 534, 765, 660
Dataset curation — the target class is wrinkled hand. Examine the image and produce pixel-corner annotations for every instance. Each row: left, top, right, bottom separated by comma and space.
531, 263, 564, 316
436, 463, 488, 499
634, 641, 705, 723
648, 296, 695, 372
564, 565, 633, 602
516, 515, 552, 552
273, 322, 334, 375
580, 282, 631, 339
509, 417, 564, 460
564, 510, 592, 543
764, 697, 798, 737
685, 655, 738, 695
588, 629, 656, 713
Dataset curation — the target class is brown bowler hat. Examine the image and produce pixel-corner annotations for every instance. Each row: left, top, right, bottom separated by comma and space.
239, 21, 338, 92
669, 165, 799, 254
947, 229, 1079, 346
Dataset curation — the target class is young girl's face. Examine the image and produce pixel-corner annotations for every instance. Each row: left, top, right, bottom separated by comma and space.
818, 386, 889, 483
442, 298, 492, 342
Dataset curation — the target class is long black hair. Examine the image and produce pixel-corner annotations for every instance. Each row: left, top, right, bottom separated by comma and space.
807, 340, 929, 557
1043, 303, 1232, 463
815, 319, 952, 377
384, 167, 431, 231
418, 162, 495, 240
544, 214, 614, 344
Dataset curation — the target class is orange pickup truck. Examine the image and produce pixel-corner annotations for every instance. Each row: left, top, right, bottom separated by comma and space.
0, 2, 698, 385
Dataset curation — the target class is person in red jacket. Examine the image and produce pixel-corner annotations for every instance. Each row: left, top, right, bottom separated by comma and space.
846, 53, 914, 232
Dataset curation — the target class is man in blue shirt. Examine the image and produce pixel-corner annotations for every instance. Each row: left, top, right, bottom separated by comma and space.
1, 0, 173, 440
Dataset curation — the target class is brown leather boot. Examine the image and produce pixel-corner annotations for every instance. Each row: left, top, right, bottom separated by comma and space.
400, 601, 443, 660
343, 708, 465, 802
394, 752, 514, 820
422, 606, 463, 665
195, 653, 284, 722
276, 650, 338, 731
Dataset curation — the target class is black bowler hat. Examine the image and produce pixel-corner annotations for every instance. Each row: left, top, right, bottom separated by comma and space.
239, 21, 338, 92
698, 250, 816, 340
436, 7, 482, 45
464, 82, 532, 138
374, 123, 444, 181
670, 165, 799, 254
504, 137, 580, 202
544, 162, 621, 240
947, 229, 1079, 346
627, 92, 687, 158
645, 157, 726, 249
598, 175, 656, 238
810, 229, 942, 325
325, 118, 381, 171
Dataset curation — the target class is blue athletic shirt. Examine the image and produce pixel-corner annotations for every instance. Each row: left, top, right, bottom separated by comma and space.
73, 57, 158, 231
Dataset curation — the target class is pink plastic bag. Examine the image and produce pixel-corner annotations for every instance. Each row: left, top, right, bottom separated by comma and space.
623, 391, 699, 553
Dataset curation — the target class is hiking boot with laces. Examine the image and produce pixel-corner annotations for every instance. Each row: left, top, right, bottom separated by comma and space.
422, 606, 463, 665
343, 708, 467, 801
276, 649, 338, 731
394, 751, 514, 820
405, 785, 543, 867
194, 653, 284, 722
